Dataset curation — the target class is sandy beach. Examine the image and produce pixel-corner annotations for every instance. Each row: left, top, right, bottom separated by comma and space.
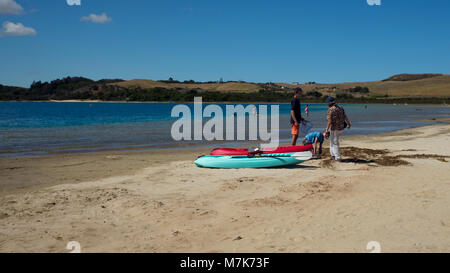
0, 123, 449, 253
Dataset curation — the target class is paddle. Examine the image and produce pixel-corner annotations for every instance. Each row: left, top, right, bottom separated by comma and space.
231, 151, 313, 160
248, 147, 263, 155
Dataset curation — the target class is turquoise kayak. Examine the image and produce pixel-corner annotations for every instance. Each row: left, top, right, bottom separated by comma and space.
194, 151, 312, 169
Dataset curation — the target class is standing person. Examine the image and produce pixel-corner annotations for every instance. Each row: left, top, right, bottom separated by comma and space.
290, 88, 304, 146
324, 97, 351, 161
305, 104, 309, 118
252, 105, 258, 116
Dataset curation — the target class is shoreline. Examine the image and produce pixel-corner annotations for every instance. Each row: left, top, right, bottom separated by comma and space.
1, 100, 449, 105
1, 118, 448, 160
1, 123, 450, 252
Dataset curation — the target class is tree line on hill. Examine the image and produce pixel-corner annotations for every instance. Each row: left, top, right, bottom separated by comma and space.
0, 76, 447, 104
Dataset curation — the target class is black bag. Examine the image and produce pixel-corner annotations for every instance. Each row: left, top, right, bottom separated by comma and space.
338, 105, 347, 129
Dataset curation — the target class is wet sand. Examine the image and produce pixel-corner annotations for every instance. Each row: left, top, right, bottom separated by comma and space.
0, 124, 450, 252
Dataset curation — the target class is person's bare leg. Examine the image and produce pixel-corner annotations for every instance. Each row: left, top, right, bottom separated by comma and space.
291, 135, 298, 146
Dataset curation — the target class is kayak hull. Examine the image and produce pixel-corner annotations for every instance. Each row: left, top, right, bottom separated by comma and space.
210, 145, 313, 156
195, 151, 313, 169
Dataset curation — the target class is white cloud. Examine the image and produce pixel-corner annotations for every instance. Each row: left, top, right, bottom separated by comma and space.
0, 0, 23, 15
0, 21, 37, 37
66, 0, 81, 6
81, 13, 112, 24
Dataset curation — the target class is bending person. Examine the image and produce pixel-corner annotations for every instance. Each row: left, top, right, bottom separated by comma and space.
303, 131, 328, 157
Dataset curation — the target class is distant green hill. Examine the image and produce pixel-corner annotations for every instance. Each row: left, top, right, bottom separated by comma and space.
0, 84, 27, 93
0, 74, 448, 103
0, 77, 125, 101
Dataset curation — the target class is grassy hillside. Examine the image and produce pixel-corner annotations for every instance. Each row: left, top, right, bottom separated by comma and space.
279, 75, 450, 98
112, 79, 262, 93
110, 74, 450, 98
352, 75, 450, 97
383, 73, 443, 81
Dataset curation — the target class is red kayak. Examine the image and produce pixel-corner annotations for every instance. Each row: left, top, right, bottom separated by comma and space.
210, 145, 313, 156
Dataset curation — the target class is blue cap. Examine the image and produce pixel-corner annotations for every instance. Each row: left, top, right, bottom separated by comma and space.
326, 96, 336, 105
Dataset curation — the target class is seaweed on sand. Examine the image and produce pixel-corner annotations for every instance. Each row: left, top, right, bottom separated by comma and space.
320, 147, 449, 168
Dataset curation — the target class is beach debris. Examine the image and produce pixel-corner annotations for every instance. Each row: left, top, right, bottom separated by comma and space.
152, 201, 164, 208
238, 177, 255, 183
320, 158, 334, 168
398, 154, 449, 159
0, 212, 9, 219
375, 156, 410, 167
320, 147, 449, 168
233, 236, 243, 241
5, 166, 22, 170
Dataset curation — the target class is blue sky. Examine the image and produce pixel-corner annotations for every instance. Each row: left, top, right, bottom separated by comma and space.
0, 0, 449, 87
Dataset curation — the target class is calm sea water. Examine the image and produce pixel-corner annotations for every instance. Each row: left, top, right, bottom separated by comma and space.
0, 102, 449, 157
